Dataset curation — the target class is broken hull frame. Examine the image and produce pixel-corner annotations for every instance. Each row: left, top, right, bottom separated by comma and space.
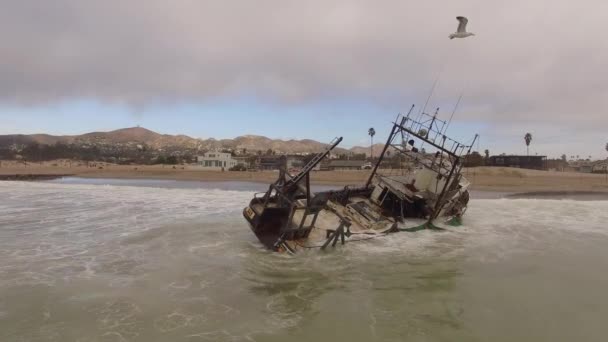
243, 180, 468, 253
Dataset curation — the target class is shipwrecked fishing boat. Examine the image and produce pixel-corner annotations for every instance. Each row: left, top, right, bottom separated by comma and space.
243, 107, 478, 253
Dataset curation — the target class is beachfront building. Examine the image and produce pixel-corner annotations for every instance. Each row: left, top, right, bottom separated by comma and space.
487, 155, 547, 170
196, 152, 238, 171
233, 156, 253, 169
592, 161, 608, 174
257, 155, 283, 170
324, 160, 368, 171
254, 155, 318, 171
567, 160, 594, 173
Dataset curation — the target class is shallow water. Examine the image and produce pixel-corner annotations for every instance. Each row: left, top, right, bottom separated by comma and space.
46, 176, 510, 199
1, 180, 608, 341
44, 177, 339, 193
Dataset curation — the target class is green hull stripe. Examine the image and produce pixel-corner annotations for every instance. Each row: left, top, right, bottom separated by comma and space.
398, 222, 445, 232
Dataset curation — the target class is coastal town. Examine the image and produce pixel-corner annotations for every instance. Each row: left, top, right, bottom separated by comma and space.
1, 127, 607, 174
1, 126, 607, 195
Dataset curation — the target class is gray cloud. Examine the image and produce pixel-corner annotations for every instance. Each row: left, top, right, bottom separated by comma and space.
1, 0, 607, 155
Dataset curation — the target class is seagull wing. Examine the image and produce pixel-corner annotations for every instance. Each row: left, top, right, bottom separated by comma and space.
456, 16, 468, 33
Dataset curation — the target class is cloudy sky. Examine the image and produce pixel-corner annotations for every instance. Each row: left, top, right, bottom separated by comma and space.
1, 0, 607, 158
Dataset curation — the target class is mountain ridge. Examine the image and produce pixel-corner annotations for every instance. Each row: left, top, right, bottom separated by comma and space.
0, 127, 381, 155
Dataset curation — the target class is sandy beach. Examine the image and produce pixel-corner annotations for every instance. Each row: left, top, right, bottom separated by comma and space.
2, 160, 608, 193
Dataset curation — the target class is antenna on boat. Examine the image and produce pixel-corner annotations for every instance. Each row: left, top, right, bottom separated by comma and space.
443, 93, 463, 134
417, 70, 442, 123
466, 134, 479, 155
426, 107, 440, 139
400, 104, 415, 153
403, 104, 415, 121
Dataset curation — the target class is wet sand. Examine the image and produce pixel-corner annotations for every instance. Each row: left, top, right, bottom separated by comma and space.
2, 161, 608, 193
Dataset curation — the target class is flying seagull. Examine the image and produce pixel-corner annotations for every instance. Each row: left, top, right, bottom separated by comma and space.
449, 16, 475, 39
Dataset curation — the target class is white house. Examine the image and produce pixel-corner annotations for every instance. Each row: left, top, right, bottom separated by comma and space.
197, 152, 238, 170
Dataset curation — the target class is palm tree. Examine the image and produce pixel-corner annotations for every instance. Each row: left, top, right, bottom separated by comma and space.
368, 128, 376, 159
605, 143, 608, 181
524, 133, 532, 156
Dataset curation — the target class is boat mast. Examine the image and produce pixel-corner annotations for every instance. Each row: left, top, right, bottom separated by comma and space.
365, 105, 414, 187
365, 121, 398, 188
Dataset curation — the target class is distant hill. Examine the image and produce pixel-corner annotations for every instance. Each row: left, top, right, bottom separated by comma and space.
79, 127, 162, 143
225, 135, 350, 155
0, 127, 360, 155
74, 127, 203, 150
0, 133, 70, 147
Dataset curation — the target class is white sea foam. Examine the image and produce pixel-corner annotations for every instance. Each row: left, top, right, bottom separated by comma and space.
1, 181, 607, 279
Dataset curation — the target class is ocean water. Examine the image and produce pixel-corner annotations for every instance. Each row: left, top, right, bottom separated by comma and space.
1, 180, 607, 341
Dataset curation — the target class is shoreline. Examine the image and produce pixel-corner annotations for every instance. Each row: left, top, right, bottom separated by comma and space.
5, 174, 608, 197
2, 163, 608, 194
0, 174, 74, 181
